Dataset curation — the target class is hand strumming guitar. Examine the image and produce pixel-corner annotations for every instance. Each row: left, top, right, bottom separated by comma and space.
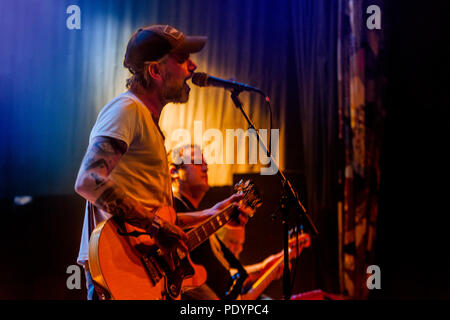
150, 215, 188, 271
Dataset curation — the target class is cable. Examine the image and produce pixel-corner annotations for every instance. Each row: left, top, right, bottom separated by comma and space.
290, 224, 303, 293
263, 94, 273, 158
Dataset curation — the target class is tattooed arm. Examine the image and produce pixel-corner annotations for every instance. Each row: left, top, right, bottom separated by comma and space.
74, 136, 157, 230
75, 136, 187, 260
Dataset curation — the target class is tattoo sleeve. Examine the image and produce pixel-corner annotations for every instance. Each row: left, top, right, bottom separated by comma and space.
95, 185, 154, 230
75, 136, 155, 230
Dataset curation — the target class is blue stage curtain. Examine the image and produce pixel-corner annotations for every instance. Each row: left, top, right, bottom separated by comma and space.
1, 0, 337, 197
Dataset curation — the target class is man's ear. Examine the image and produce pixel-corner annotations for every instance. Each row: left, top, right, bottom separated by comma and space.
148, 62, 163, 81
169, 165, 179, 179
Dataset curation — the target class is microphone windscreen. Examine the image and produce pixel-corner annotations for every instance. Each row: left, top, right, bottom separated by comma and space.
192, 72, 209, 87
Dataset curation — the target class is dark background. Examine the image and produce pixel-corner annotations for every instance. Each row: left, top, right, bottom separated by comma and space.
371, 1, 450, 299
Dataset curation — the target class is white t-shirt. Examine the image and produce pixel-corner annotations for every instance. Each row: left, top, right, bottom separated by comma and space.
77, 91, 173, 266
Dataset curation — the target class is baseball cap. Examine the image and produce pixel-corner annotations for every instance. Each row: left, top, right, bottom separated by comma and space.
124, 25, 207, 73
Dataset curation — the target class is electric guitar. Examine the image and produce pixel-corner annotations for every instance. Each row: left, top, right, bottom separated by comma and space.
88, 180, 261, 300
238, 231, 311, 300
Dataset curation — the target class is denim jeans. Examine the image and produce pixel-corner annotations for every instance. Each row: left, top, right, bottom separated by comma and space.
84, 269, 98, 300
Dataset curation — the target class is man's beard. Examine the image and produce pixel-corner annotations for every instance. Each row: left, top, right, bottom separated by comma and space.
162, 73, 190, 104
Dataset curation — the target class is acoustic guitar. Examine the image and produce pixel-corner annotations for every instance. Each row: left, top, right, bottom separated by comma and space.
88, 180, 261, 300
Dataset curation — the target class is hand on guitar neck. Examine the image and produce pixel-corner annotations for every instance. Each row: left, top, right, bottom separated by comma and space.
259, 251, 287, 280
207, 193, 256, 227
243, 250, 288, 287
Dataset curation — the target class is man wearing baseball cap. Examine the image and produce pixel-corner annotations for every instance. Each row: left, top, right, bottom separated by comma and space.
123, 24, 207, 106
74, 25, 248, 300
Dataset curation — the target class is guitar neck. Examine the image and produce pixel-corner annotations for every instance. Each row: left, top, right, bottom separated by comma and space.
185, 204, 236, 252
240, 235, 309, 300
241, 256, 284, 300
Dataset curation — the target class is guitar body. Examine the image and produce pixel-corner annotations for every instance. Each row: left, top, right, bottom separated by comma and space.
88, 209, 206, 300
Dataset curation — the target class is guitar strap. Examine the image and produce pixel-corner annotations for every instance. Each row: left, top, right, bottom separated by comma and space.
87, 202, 95, 240
218, 237, 248, 300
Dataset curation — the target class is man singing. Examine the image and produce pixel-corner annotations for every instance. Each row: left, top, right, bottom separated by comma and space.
74, 25, 247, 299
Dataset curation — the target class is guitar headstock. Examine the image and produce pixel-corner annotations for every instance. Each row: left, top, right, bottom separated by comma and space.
233, 179, 262, 214
288, 229, 311, 258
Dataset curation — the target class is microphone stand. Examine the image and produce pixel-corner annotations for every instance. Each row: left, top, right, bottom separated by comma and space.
229, 89, 319, 300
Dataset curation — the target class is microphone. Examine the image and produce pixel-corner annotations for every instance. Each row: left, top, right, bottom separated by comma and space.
192, 72, 264, 95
